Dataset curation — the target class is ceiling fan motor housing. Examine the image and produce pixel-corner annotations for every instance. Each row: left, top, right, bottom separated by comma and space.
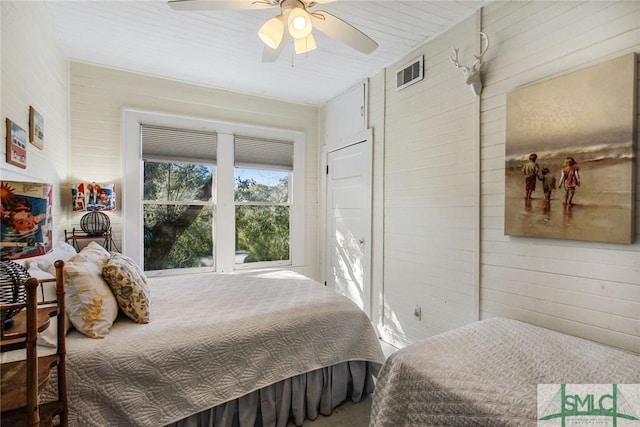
280, 0, 306, 14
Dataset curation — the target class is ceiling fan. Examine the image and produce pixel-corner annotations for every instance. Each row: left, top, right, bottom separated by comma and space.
167, 0, 378, 62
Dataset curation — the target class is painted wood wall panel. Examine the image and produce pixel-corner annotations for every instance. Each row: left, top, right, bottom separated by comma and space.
368, 70, 387, 328
69, 61, 320, 279
335, 0, 639, 353
0, 2, 69, 242
380, 14, 480, 346
479, 0, 640, 353
324, 82, 366, 147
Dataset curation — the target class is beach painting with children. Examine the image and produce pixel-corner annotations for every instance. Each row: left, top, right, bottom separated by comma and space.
504, 53, 637, 244
0, 181, 53, 260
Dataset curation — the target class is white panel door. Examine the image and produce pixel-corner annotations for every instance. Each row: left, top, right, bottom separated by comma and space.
325, 138, 372, 315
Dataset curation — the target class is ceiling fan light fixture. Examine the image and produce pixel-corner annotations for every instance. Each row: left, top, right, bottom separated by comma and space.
170, 0, 379, 61
294, 33, 317, 54
287, 7, 312, 39
258, 14, 284, 49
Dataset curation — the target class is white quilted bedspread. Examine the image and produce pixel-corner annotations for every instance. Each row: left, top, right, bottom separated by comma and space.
370, 318, 640, 427
43, 269, 384, 427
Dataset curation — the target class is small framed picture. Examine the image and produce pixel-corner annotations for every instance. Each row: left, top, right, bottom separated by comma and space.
5, 118, 27, 169
29, 106, 44, 149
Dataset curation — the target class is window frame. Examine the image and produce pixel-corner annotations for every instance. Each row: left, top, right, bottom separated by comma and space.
122, 108, 305, 276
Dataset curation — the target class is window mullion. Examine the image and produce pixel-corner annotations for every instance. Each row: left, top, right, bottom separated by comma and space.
234, 202, 291, 207
215, 133, 236, 273
142, 200, 213, 207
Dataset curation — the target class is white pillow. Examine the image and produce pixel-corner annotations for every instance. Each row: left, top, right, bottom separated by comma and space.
23, 242, 77, 275
27, 263, 72, 348
69, 241, 110, 267
64, 260, 118, 338
28, 262, 57, 302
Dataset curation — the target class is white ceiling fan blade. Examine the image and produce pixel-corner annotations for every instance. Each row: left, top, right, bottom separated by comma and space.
168, 0, 276, 12
310, 11, 378, 54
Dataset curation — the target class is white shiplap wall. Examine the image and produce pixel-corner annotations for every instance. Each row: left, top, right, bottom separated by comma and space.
368, 70, 386, 328
480, 1, 639, 353
68, 62, 321, 279
0, 1, 69, 241
355, 0, 639, 354
378, 14, 481, 346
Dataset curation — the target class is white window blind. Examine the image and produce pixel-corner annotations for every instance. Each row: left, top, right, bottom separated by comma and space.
234, 135, 293, 171
141, 124, 217, 163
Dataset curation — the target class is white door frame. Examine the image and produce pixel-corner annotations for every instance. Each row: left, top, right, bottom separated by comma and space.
322, 129, 373, 316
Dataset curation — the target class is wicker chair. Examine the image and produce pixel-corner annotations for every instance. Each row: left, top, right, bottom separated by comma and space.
0, 260, 68, 426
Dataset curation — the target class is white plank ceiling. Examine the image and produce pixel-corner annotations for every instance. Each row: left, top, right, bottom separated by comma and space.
42, 0, 486, 106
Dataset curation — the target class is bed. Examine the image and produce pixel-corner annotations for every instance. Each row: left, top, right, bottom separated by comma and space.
370, 317, 640, 427
32, 267, 384, 427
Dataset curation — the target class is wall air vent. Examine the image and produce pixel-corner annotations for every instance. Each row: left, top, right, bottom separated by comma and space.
395, 56, 424, 91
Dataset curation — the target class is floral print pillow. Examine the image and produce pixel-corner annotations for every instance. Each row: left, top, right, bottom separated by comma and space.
102, 253, 150, 324
70, 241, 111, 266
63, 260, 118, 338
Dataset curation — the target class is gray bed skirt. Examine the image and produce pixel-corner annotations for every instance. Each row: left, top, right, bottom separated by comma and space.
166, 361, 376, 427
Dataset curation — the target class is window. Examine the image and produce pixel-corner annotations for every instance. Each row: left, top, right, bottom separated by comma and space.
234, 135, 293, 266
139, 124, 217, 273
235, 168, 290, 264
123, 109, 305, 275
143, 161, 215, 270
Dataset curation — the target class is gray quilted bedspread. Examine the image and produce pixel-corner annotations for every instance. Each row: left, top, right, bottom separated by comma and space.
44, 269, 385, 426
370, 318, 639, 427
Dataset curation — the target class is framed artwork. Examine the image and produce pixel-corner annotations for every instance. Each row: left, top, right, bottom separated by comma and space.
29, 106, 44, 149
0, 181, 53, 260
71, 182, 116, 211
5, 118, 27, 169
504, 53, 637, 244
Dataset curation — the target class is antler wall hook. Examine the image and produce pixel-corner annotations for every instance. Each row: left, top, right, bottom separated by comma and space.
450, 32, 489, 97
